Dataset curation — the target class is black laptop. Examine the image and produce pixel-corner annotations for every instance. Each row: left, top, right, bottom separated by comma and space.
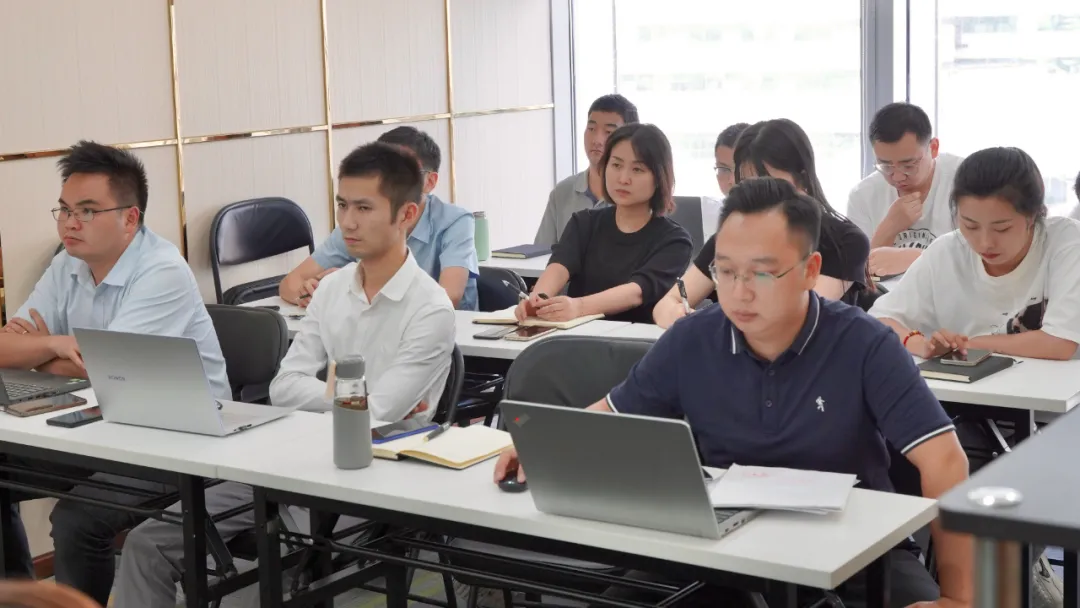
0, 369, 89, 406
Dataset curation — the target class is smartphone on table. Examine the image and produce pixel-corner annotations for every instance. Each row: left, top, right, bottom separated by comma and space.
46, 406, 103, 428
4, 394, 87, 418
371, 419, 439, 444
503, 326, 556, 342
473, 326, 517, 340
939, 349, 992, 366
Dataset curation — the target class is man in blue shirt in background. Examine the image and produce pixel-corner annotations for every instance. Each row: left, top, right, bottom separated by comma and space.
280, 127, 480, 310
0, 141, 228, 605
496, 178, 972, 607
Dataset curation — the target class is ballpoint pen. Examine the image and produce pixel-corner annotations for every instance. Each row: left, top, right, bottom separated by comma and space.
676, 277, 692, 314
424, 422, 449, 442
502, 280, 549, 301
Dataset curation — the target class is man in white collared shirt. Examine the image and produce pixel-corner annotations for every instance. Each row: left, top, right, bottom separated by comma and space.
112, 142, 456, 608
0, 141, 227, 603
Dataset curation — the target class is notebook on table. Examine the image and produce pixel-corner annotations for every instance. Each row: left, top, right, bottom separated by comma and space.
472, 306, 604, 330
491, 244, 551, 259
918, 355, 1017, 383
374, 424, 512, 469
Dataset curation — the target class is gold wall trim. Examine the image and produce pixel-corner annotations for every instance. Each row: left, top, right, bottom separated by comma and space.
0, 138, 179, 163
167, 0, 187, 258
331, 113, 453, 131
181, 125, 329, 146
319, 0, 335, 232
444, 0, 457, 203
452, 104, 556, 120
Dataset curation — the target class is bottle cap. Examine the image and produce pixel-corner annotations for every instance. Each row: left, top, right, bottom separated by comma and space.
335, 356, 366, 379
473, 210, 486, 218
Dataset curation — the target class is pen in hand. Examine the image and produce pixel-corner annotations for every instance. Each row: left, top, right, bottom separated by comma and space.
677, 277, 691, 314
424, 423, 449, 443
502, 280, 549, 302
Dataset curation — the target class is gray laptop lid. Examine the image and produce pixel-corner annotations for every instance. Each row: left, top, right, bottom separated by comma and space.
74, 328, 227, 434
501, 401, 725, 539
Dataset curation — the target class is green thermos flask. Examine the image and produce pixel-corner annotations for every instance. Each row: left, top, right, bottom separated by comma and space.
473, 211, 490, 261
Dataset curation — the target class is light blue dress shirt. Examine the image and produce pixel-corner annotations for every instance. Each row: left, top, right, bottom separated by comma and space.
14, 227, 231, 400
311, 194, 479, 311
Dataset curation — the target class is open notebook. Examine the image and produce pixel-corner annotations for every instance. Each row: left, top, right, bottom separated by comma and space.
374, 425, 513, 469
472, 306, 604, 330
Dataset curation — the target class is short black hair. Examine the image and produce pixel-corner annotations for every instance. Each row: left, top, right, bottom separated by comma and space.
1074, 169, 1080, 204
377, 126, 441, 173
715, 123, 749, 150
588, 94, 639, 125
599, 123, 675, 216
57, 140, 148, 225
951, 147, 1046, 222
718, 177, 822, 256
869, 102, 933, 145
338, 142, 423, 220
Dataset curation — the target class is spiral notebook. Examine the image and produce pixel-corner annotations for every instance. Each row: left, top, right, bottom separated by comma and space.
375, 425, 512, 469
472, 306, 604, 330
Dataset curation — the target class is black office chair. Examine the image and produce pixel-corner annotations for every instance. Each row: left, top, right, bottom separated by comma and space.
449, 335, 655, 608
434, 345, 466, 424
209, 197, 315, 305
205, 304, 290, 403
476, 267, 527, 313
669, 195, 705, 257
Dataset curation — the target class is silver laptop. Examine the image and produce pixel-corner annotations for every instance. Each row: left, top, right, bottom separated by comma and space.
74, 328, 292, 436
500, 401, 758, 540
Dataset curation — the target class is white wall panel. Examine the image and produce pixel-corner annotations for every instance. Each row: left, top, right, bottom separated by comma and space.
0, 157, 70, 317
328, 0, 449, 122
450, 0, 554, 113
133, 146, 184, 251
182, 133, 331, 302
331, 121, 452, 206
175, 0, 326, 136
0, 0, 174, 153
454, 110, 554, 249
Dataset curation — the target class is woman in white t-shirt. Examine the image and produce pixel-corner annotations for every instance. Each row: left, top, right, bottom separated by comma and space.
871, 147, 1080, 361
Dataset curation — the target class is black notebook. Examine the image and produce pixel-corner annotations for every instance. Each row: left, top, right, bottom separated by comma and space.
491, 244, 551, 259
918, 355, 1017, 383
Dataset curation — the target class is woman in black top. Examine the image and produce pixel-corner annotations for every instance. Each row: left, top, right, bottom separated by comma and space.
516, 124, 692, 324
653, 119, 872, 327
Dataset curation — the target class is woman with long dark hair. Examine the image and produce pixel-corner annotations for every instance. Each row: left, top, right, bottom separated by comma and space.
518, 123, 693, 324
653, 118, 872, 326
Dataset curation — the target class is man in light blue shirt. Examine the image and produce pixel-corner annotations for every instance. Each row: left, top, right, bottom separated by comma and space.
279, 127, 480, 310
0, 141, 227, 604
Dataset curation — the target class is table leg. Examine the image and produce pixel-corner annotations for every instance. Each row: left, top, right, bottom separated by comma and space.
311, 511, 335, 608
1064, 550, 1078, 608
383, 559, 410, 608
0, 484, 9, 580
975, 538, 1024, 608
256, 488, 284, 608
1012, 410, 1035, 608
865, 552, 891, 608
180, 475, 209, 608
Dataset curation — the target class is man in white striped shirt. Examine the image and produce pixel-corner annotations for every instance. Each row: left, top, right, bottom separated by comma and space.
112, 142, 455, 608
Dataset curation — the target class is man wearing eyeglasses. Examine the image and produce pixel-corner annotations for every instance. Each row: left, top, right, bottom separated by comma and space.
0, 140, 227, 604
847, 102, 964, 278
496, 178, 972, 607
279, 126, 479, 310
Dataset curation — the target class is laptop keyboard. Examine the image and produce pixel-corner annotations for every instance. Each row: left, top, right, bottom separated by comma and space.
5, 382, 50, 399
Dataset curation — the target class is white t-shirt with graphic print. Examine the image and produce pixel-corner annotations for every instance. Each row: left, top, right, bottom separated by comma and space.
847, 153, 964, 250
869, 216, 1080, 350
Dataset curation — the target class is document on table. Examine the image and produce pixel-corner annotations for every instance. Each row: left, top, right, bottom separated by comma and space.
708, 464, 857, 514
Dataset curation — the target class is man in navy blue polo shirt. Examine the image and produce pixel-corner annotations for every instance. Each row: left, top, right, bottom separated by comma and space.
495, 178, 972, 607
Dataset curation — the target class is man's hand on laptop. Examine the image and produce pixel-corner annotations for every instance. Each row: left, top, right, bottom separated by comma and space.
493, 448, 525, 483
4, 309, 50, 336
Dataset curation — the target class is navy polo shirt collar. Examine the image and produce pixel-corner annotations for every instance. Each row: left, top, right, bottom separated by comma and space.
730, 293, 822, 362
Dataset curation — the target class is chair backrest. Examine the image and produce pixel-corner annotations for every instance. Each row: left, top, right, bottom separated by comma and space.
206, 304, 290, 403
433, 345, 465, 424
503, 335, 654, 407
669, 195, 705, 256
209, 197, 315, 303
476, 267, 528, 312
0, 581, 101, 607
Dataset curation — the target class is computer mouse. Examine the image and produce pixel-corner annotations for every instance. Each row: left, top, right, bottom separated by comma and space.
498, 475, 528, 493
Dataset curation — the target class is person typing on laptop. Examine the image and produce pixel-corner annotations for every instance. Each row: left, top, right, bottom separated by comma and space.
111, 142, 456, 607
0, 142, 228, 602
495, 178, 972, 607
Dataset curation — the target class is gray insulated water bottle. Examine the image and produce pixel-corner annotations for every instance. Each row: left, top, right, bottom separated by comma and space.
333, 356, 372, 470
